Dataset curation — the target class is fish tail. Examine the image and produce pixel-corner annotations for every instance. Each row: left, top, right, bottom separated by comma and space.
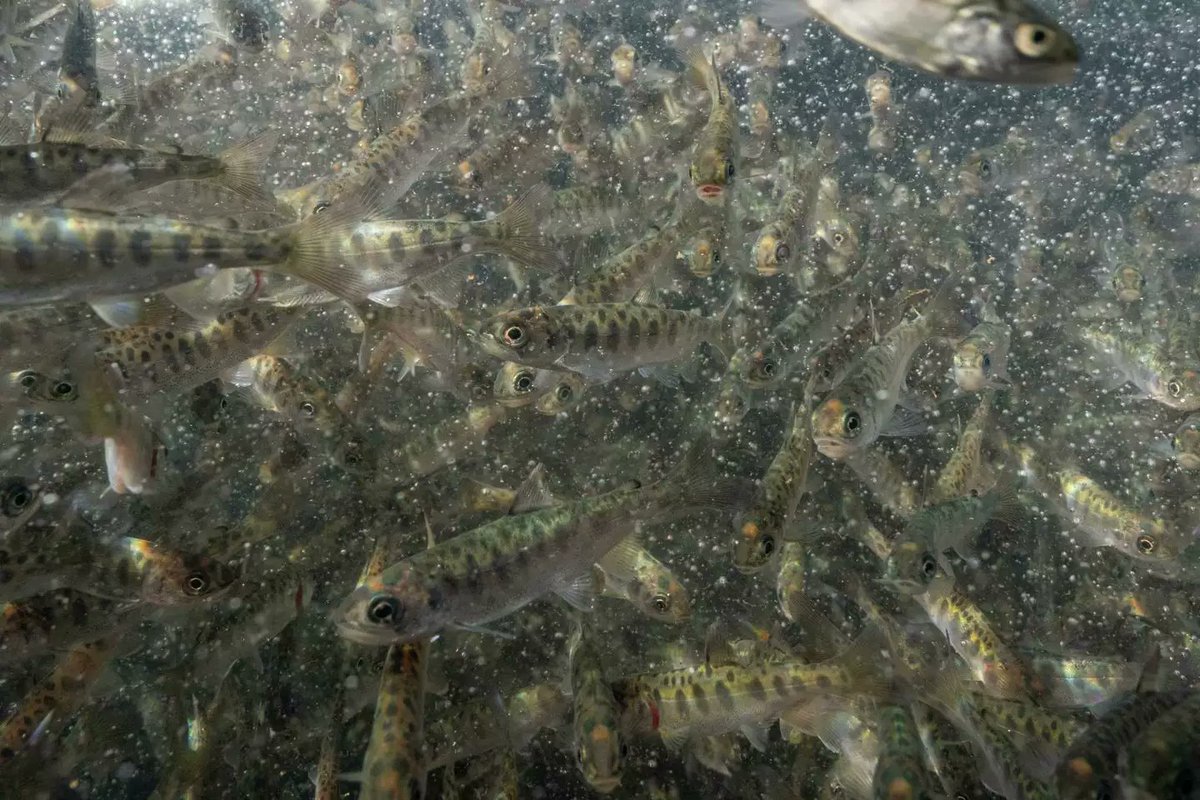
826, 624, 892, 697
214, 130, 279, 203
650, 434, 753, 517
282, 182, 384, 303
685, 48, 720, 110
490, 184, 561, 271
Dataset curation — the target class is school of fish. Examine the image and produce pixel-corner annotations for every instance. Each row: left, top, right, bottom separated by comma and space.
2, 0, 1200, 798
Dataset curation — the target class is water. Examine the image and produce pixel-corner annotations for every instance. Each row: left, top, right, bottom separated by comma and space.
2, 0, 1200, 798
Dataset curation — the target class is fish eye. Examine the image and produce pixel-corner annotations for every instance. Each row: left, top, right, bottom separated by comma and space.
556, 383, 573, 402
367, 595, 402, 624
17, 371, 38, 389
760, 536, 774, 556
921, 555, 938, 579
832, 232, 845, 246
502, 324, 526, 347
183, 571, 210, 596
774, 242, 790, 262
761, 360, 776, 377
513, 372, 535, 393
979, 159, 992, 177
52, 380, 75, 398
652, 593, 670, 612
724, 159, 735, 179
2, 482, 33, 516
1013, 23, 1057, 57
1136, 534, 1155, 555
299, 401, 316, 417
620, 742, 629, 759
982, 354, 992, 371
1168, 380, 1183, 398
312, 201, 332, 215
843, 410, 862, 437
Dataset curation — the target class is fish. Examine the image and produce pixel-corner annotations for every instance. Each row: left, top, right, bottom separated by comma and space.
595, 541, 691, 624
1075, 322, 1200, 411
0, 129, 278, 202
884, 485, 1021, 594
335, 437, 746, 644
734, 382, 817, 573
763, 0, 1079, 84
570, 621, 625, 793
358, 640, 430, 800
475, 302, 737, 383
615, 627, 886, 750
686, 49, 737, 203
811, 277, 961, 459
871, 704, 943, 800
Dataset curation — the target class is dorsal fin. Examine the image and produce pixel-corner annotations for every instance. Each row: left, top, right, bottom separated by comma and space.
508, 464, 557, 513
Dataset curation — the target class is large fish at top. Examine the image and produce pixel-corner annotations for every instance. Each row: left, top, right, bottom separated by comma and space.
764, 0, 1079, 85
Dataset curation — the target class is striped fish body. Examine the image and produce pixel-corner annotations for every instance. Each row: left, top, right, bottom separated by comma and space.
337, 484, 652, 643
81, 305, 305, 404
0, 209, 293, 306
360, 640, 430, 800
478, 303, 728, 382
811, 314, 934, 460
615, 649, 876, 748
0, 142, 225, 201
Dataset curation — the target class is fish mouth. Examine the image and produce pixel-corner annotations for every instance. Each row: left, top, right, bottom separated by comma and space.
334, 621, 399, 646
696, 184, 724, 201
813, 437, 851, 460
587, 775, 622, 794
1177, 453, 1200, 471
1006, 59, 1078, 86
954, 368, 987, 393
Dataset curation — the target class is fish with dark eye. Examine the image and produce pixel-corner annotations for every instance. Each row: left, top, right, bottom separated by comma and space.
335, 437, 746, 644
686, 49, 737, 203
570, 621, 625, 793
475, 302, 738, 383
765, 0, 1079, 85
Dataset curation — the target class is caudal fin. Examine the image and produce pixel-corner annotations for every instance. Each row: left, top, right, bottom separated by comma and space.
650, 434, 753, 519
215, 130, 279, 203
490, 185, 562, 272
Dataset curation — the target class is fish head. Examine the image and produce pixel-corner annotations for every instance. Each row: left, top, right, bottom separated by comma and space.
1109, 266, 1146, 303
744, 345, 786, 389
577, 721, 625, 793
1155, 369, 1200, 411
689, 149, 734, 203
884, 541, 941, 594
933, 6, 1078, 85
332, 431, 377, 476
753, 229, 791, 277
611, 44, 636, 86
733, 515, 777, 574
711, 384, 748, 432
953, 341, 993, 392
1173, 419, 1200, 470
686, 235, 719, 277
135, 542, 240, 606
811, 397, 867, 460
494, 362, 543, 408
634, 570, 691, 623
334, 574, 432, 645
476, 308, 561, 367
535, 373, 586, 416
749, 99, 771, 137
